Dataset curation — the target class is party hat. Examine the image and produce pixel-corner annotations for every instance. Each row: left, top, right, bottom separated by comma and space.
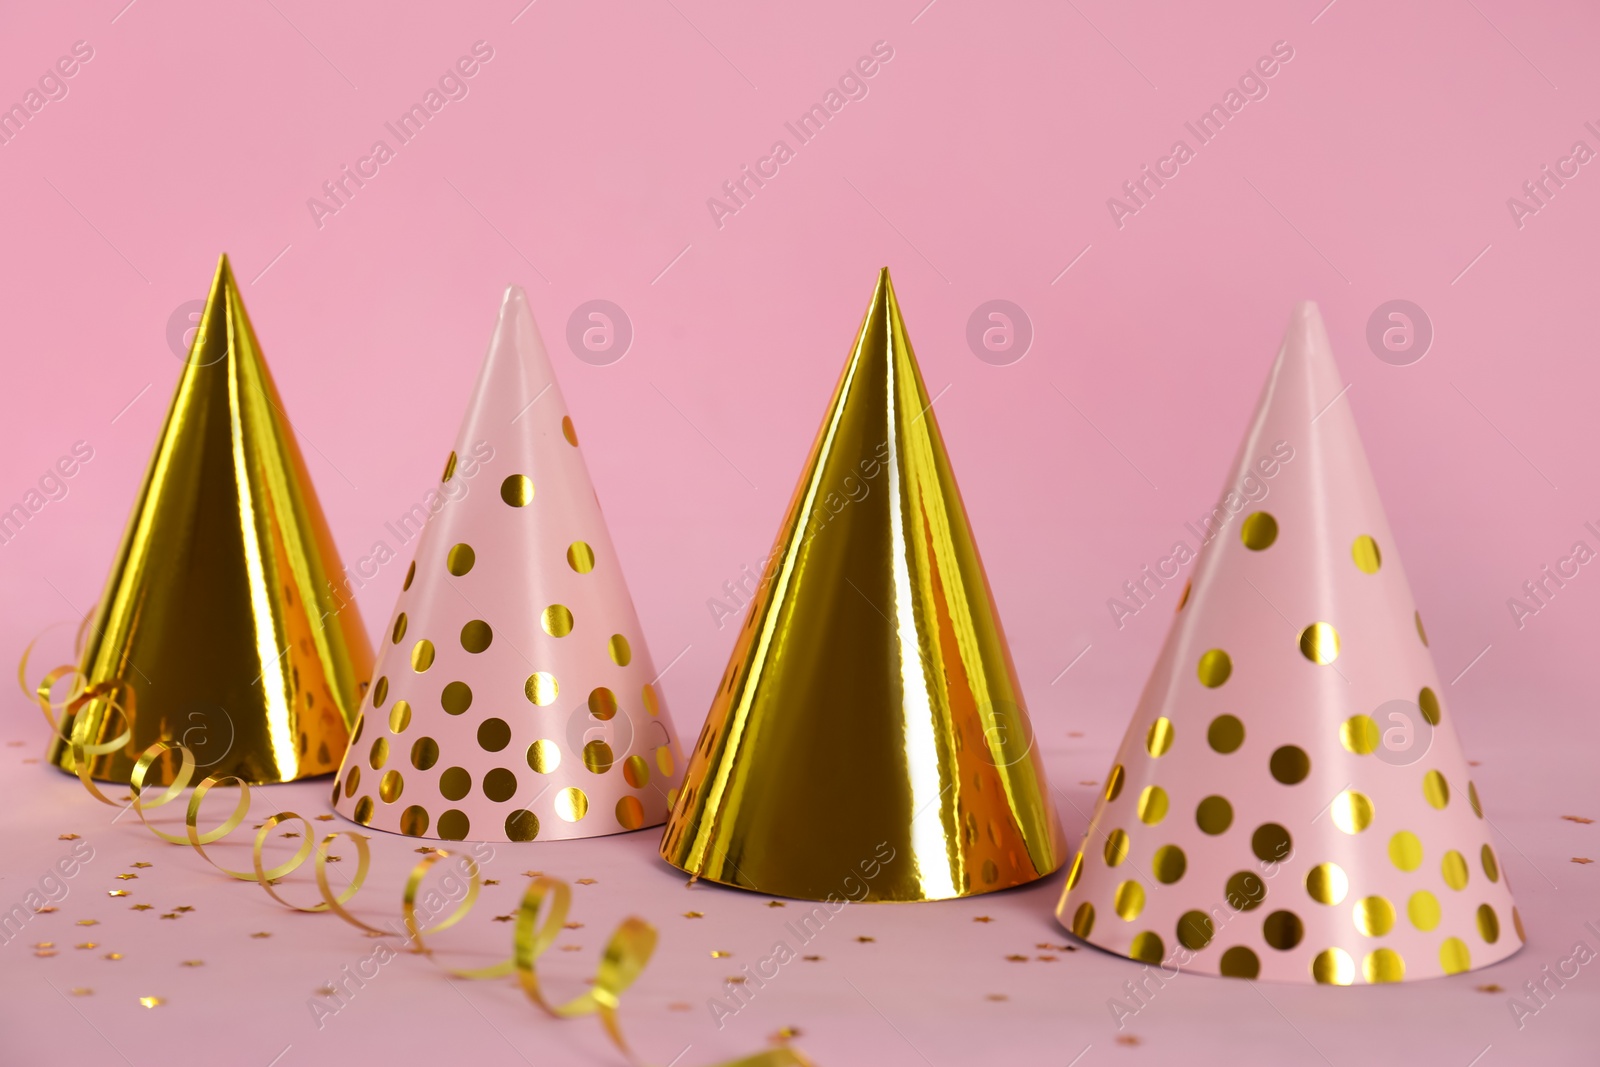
49, 255, 373, 785
660, 268, 1067, 902
1057, 302, 1521, 983
332, 286, 684, 842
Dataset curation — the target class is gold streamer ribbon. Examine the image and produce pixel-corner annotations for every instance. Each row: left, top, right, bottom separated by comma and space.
21, 648, 811, 1067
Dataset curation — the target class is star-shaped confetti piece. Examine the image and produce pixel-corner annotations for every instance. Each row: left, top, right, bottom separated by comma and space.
521, 870, 544, 878
483, 879, 499, 886
104, 953, 123, 961
35, 948, 57, 958
160, 913, 178, 920
316, 984, 337, 996
683, 911, 704, 919
107, 890, 128, 898
76, 943, 97, 950
492, 915, 514, 923
855, 936, 875, 943
668, 1002, 692, 1012
564, 922, 584, 930
180, 960, 204, 967
1563, 815, 1595, 825
1037, 955, 1058, 962
115, 874, 138, 881
575, 878, 597, 885
34, 905, 57, 914
35, 941, 54, 949
1005, 954, 1028, 962
131, 905, 153, 912
315, 814, 334, 821
69, 988, 92, 996
710, 950, 731, 958
250, 932, 272, 939
560, 945, 584, 953
1116, 1035, 1141, 1047
985, 994, 1008, 1002
138, 996, 165, 1008
766, 901, 786, 908
972, 916, 994, 923
1477, 984, 1503, 993
802, 955, 823, 961
1574, 857, 1594, 865
281, 832, 301, 839
131, 862, 152, 869
415, 847, 438, 854
76, 919, 99, 926
174, 906, 194, 913
59, 833, 80, 841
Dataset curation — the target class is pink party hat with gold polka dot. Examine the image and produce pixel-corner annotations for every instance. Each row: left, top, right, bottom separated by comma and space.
332, 286, 684, 842
1057, 302, 1521, 984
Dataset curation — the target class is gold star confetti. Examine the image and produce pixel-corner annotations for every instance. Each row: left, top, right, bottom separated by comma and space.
802, 955, 823, 961
180, 960, 204, 967
107, 890, 128, 898
766, 901, 786, 908
59, 833, 80, 840
76, 943, 97, 950
138, 996, 165, 1008
560, 945, 583, 953
985, 994, 1008, 1002
710, 950, 732, 958
34, 905, 57, 914
1067, 731, 1084, 738
726, 976, 746, 984
1563, 815, 1595, 825
855, 936, 875, 943
483, 879, 499, 886
683, 911, 704, 919
1467, 760, 1481, 767
564, 922, 584, 930
174, 906, 194, 913
281, 832, 301, 838
115, 874, 138, 881
521, 870, 544, 878
35, 948, 57, 958
415, 847, 438, 854
771, 1026, 802, 1041
972, 916, 994, 923
492, 915, 514, 923
131, 905, 153, 912
131, 862, 152, 869
104, 953, 123, 961
160, 913, 178, 920
1573, 857, 1594, 865
70, 988, 92, 996
76, 919, 99, 926
316, 984, 337, 996
575, 878, 597, 885
1006, 954, 1028, 962
35, 941, 54, 949
668, 1002, 692, 1012
1037, 955, 1058, 962
1477, 984, 1503, 993
315, 814, 335, 821
250, 932, 272, 939
325, 855, 342, 863
1116, 1035, 1141, 1047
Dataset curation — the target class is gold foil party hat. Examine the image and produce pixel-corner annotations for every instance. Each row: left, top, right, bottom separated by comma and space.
48, 255, 372, 785
660, 269, 1067, 901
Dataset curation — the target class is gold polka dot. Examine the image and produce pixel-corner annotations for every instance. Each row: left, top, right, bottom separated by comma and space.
1104, 764, 1125, 801
641, 683, 660, 716
441, 451, 457, 481
542, 604, 574, 638
353, 715, 366, 744
588, 687, 618, 721
501, 475, 534, 507
1340, 715, 1380, 755
372, 677, 389, 707
1306, 863, 1348, 905
1226, 870, 1266, 912
1476, 903, 1500, 944
439, 767, 471, 802
1263, 910, 1304, 950
1241, 511, 1279, 550
524, 672, 558, 706
1129, 932, 1163, 964
1207, 714, 1244, 754
391, 614, 407, 644
1351, 535, 1382, 573
369, 737, 389, 770
1408, 890, 1440, 931
1481, 844, 1499, 883
1312, 947, 1354, 985
1269, 745, 1310, 785
608, 634, 632, 666
1364, 948, 1404, 984
655, 745, 675, 777
1468, 781, 1483, 818
440, 681, 472, 715
446, 543, 475, 576
1298, 622, 1340, 664
402, 561, 415, 591
1152, 845, 1186, 884
1146, 717, 1174, 757
1439, 937, 1471, 974
1219, 946, 1260, 978
477, 718, 511, 752
583, 740, 615, 774
1065, 851, 1084, 891
1331, 790, 1374, 834
1389, 830, 1423, 871
379, 770, 403, 803
437, 810, 469, 840
1252, 823, 1292, 864
624, 755, 650, 788
353, 796, 373, 826
399, 805, 429, 836
1423, 770, 1450, 809
1415, 610, 1428, 646
505, 809, 539, 841
526, 740, 560, 774
567, 541, 595, 573
616, 796, 645, 830
1137, 785, 1168, 825
1177, 911, 1214, 950
388, 700, 411, 734
1104, 829, 1129, 867
1177, 581, 1191, 611
460, 620, 493, 654
1197, 649, 1232, 687
555, 787, 588, 822
1070, 902, 1094, 938
1114, 881, 1145, 921
483, 768, 517, 803
1196, 795, 1233, 835
562, 415, 578, 447
343, 766, 360, 798
1442, 850, 1469, 890
410, 640, 435, 673
1418, 686, 1441, 725
1353, 896, 1396, 936
410, 737, 439, 771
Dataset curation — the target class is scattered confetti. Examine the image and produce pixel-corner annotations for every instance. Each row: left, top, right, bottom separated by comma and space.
985, 994, 1008, 1002
972, 916, 994, 923
726, 976, 746, 984
76, 920, 99, 927
69, 988, 92, 996
802, 955, 823, 962
1116, 1034, 1141, 1046
115, 874, 138, 881
250, 932, 272, 939
667, 1002, 692, 1012
34, 905, 57, 914
710, 950, 732, 958
769, 1026, 802, 1043
160, 913, 178, 920
314, 814, 335, 821
683, 911, 704, 919
855, 936, 875, 944
75, 943, 97, 950
1573, 858, 1594, 865
35, 948, 57, 958
324, 855, 342, 863
1006, 954, 1028, 962
281, 832, 301, 839
560, 945, 584, 953
766, 901, 786, 908
35, 941, 54, 949
1067, 731, 1084, 738
180, 960, 204, 967
1078, 780, 1099, 786
1563, 815, 1595, 825
1477, 984, 1503, 993
174, 907, 194, 913
131, 905, 153, 912
492, 915, 514, 923
316, 985, 337, 996
564, 922, 584, 930
59, 833, 80, 841
138, 996, 165, 1009
575, 878, 597, 885
415, 847, 438, 854
107, 890, 128, 898
483, 879, 500, 886
521, 870, 544, 878
131, 862, 152, 869
1467, 760, 1482, 767
1037, 955, 1058, 962
104, 953, 123, 961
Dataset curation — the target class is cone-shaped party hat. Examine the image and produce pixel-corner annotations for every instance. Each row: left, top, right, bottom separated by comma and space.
332, 286, 684, 842
660, 269, 1067, 901
49, 255, 373, 785
1057, 303, 1521, 982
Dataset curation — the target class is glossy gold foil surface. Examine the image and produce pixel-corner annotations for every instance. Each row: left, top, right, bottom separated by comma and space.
47, 255, 372, 785
660, 269, 1067, 901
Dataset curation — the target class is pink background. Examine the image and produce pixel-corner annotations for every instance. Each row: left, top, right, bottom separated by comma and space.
1, 1, 1596, 1064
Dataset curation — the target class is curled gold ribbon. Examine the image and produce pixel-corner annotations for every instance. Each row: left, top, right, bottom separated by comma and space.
20, 649, 813, 1067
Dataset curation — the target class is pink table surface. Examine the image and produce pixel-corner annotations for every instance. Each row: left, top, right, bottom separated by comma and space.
2, 1, 1597, 1064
